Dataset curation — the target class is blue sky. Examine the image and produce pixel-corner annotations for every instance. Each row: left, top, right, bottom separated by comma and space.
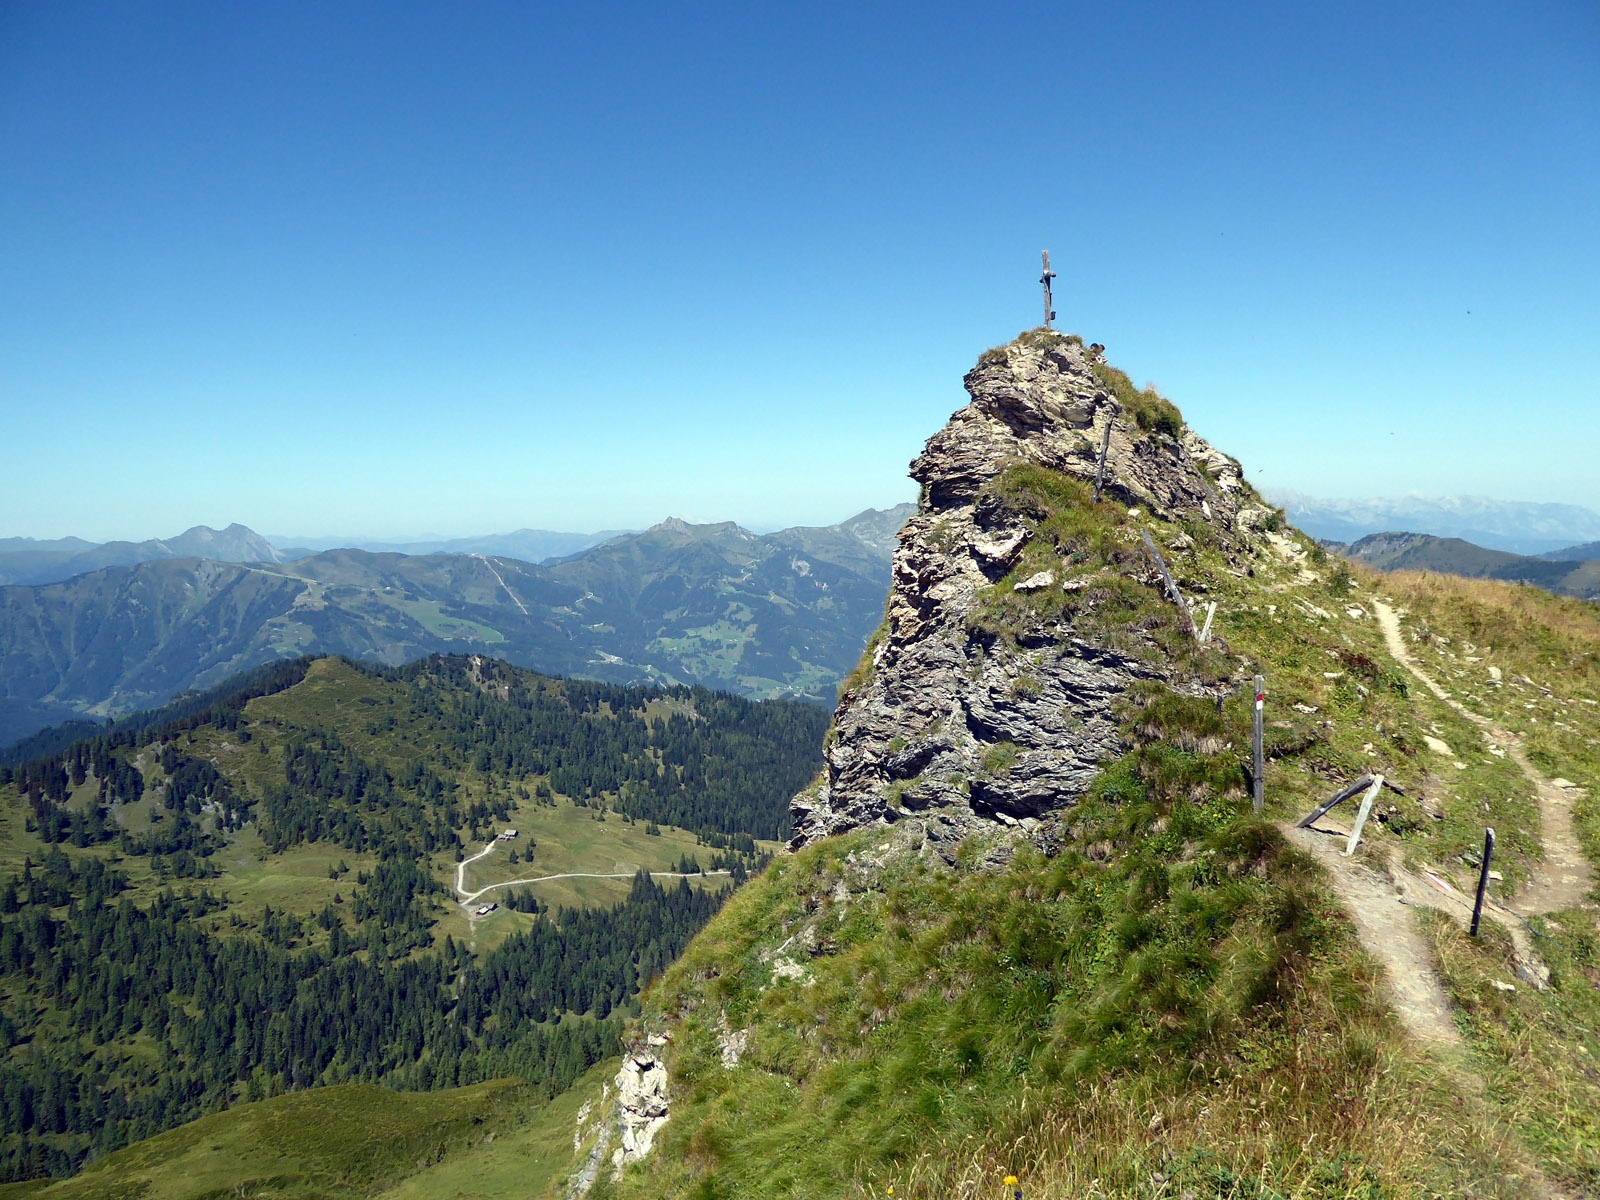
2, 1, 1596, 541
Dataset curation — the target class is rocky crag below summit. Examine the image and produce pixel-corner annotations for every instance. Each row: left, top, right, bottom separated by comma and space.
791, 329, 1279, 852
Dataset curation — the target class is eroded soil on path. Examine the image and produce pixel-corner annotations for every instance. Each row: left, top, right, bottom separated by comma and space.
1282, 599, 1592, 1051
1284, 826, 1463, 1046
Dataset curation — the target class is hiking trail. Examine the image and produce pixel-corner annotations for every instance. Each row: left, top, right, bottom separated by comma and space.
1372, 598, 1593, 916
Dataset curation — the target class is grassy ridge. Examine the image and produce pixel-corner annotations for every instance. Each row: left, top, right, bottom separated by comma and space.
15, 342, 1600, 1197
592, 824, 1522, 1198
583, 352, 1598, 1198
1373, 571, 1600, 1190
14, 1076, 547, 1200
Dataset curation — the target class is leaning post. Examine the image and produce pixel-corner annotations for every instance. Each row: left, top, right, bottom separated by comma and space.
1470, 827, 1497, 937
1252, 675, 1265, 814
1092, 419, 1113, 502
1342, 774, 1386, 856
1139, 529, 1196, 638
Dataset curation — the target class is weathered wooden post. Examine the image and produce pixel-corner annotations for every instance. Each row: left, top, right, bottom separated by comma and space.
1342, 774, 1385, 856
1252, 675, 1265, 814
1139, 529, 1196, 638
1040, 251, 1056, 330
1092, 419, 1113, 502
1199, 601, 1217, 644
1470, 827, 1496, 937
1295, 773, 1375, 828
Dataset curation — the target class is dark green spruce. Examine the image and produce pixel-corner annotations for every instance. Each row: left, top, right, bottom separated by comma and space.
0, 655, 825, 1181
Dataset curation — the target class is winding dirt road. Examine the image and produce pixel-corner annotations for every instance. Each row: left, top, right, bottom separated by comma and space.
452, 838, 728, 909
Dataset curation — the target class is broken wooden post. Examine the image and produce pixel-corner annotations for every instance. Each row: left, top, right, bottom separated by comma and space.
1140, 529, 1196, 638
1040, 251, 1056, 329
1470, 827, 1496, 937
1295, 773, 1376, 828
1342, 774, 1385, 856
1092, 419, 1113, 502
1199, 601, 1217, 643
1251, 675, 1265, 814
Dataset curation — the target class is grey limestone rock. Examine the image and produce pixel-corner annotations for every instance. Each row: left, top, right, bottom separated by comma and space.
610, 1050, 670, 1175
790, 332, 1251, 854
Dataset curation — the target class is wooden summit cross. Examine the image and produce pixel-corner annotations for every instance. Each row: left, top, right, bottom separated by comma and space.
1040, 251, 1056, 330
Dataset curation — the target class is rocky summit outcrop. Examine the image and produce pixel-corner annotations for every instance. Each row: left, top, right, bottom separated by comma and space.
790, 330, 1270, 852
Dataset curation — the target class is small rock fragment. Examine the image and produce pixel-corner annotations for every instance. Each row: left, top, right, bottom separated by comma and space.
1013, 570, 1056, 592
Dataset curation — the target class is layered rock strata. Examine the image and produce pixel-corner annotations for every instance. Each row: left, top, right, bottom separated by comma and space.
791, 331, 1266, 850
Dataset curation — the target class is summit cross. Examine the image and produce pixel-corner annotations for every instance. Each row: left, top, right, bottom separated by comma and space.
1040, 250, 1057, 330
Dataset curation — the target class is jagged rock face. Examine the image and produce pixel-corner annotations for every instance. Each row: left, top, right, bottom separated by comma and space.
610, 1049, 670, 1174
790, 332, 1256, 851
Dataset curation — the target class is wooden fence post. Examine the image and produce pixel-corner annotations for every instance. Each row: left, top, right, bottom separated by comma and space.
1294, 774, 1375, 828
1252, 675, 1265, 814
1140, 529, 1196, 638
1092, 420, 1113, 502
1342, 774, 1385, 856
1471, 827, 1496, 937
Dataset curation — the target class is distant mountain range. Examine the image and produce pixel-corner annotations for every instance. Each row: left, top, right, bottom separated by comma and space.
0, 525, 636, 586
1265, 490, 1600, 556
0, 505, 913, 749
1335, 531, 1600, 601
0, 524, 283, 586
269, 528, 632, 562
1544, 540, 1600, 561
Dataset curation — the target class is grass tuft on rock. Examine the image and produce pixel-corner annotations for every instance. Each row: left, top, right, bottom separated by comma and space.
1091, 360, 1184, 437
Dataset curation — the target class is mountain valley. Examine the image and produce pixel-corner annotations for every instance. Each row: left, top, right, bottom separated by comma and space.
0, 507, 911, 750
570, 331, 1600, 1199
0, 655, 823, 1180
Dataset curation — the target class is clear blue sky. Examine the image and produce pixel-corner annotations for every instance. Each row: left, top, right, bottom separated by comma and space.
2, 0, 1596, 541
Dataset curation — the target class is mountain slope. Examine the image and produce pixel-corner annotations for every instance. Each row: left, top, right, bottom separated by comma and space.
1340, 531, 1600, 600
0, 506, 912, 748
15, 336, 1600, 1200
569, 330, 1600, 1199
0, 524, 282, 587
0, 654, 822, 1179
1544, 539, 1600, 561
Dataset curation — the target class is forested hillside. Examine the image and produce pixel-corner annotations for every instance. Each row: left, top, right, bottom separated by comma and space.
0, 655, 824, 1181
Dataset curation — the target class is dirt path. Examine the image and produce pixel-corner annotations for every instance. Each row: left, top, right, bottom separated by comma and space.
456, 839, 499, 895
457, 868, 729, 907
1282, 599, 1591, 1050
1372, 599, 1593, 915
452, 839, 729, 908
1284, 826, 1463, 1046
